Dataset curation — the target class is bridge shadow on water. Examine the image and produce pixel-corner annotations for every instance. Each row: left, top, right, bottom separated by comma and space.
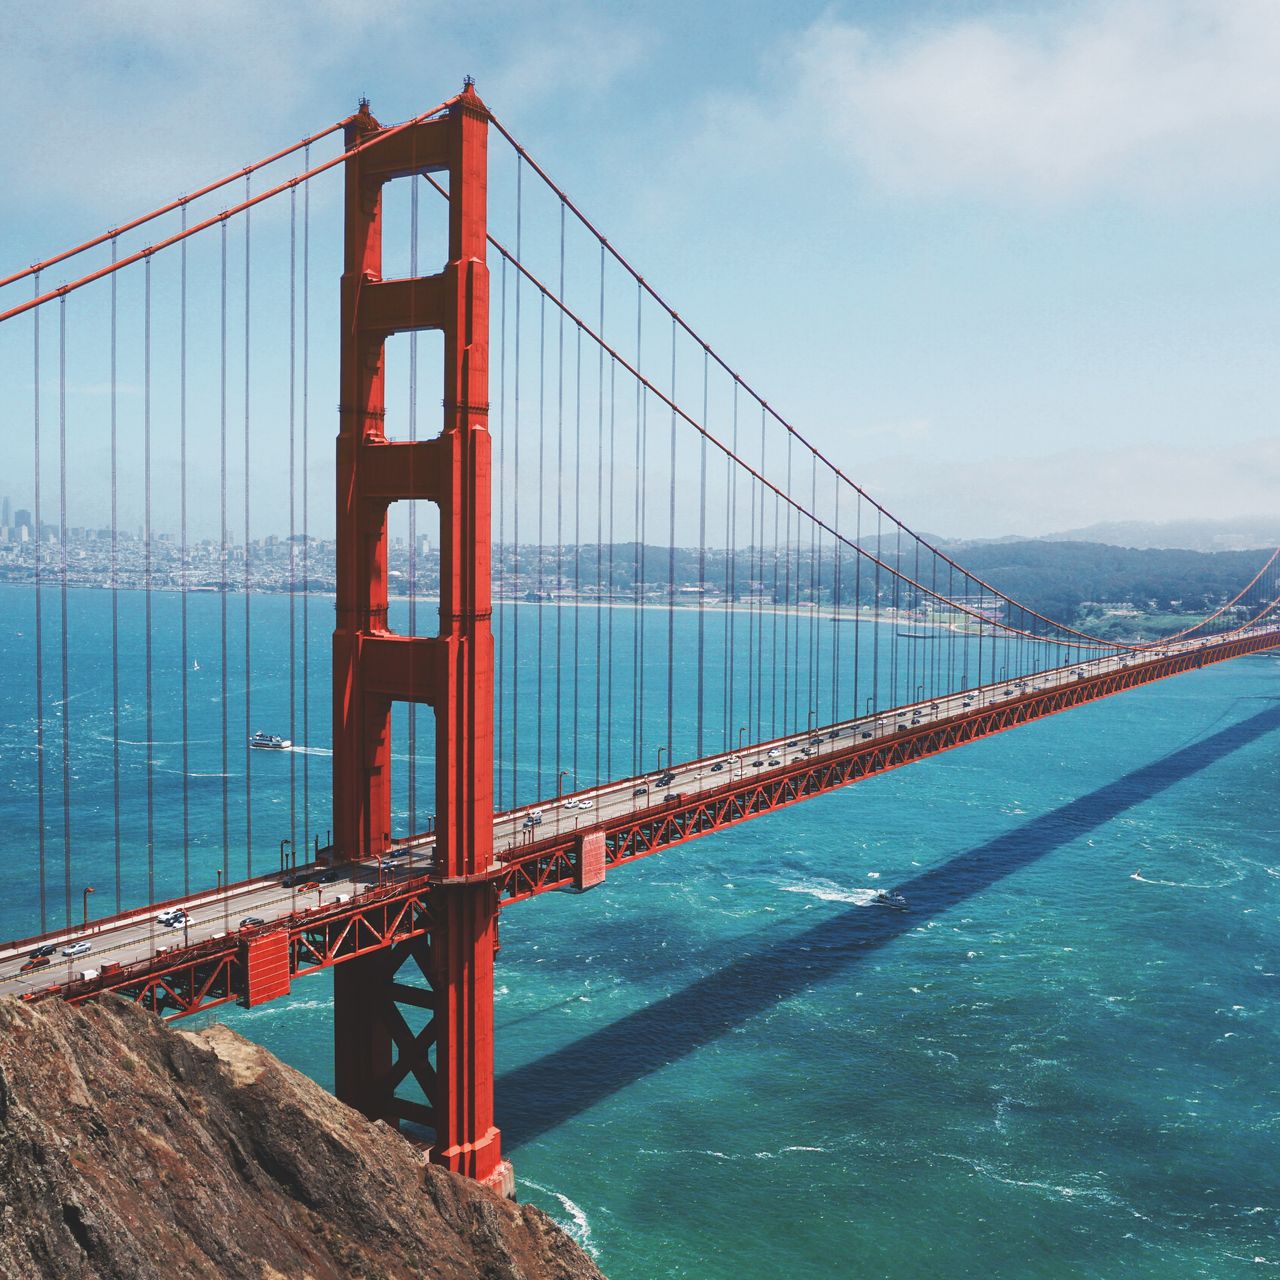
497, 701, 1280, 1148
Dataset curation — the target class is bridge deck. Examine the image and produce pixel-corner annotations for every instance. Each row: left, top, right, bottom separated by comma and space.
3, 626, 1276, 1016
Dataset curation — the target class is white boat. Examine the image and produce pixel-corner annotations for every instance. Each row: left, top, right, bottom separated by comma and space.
249, 731, 291, 750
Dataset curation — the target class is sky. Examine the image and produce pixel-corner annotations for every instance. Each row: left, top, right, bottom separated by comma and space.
1, 0, 1277, 540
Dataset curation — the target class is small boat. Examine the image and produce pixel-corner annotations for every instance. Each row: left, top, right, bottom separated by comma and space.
192, 659, 200, 671
873, 890, 908, 910
249, 731, 291, 750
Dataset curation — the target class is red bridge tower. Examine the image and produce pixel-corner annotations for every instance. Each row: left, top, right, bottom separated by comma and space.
330, 83, 509, 1195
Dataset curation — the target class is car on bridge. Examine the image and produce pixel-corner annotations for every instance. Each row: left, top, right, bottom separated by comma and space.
632, 784, 648, 797
62, 941, 91, 958
20, 955, 50, 973
27, 944, 56, 960
239, 916, 265, 929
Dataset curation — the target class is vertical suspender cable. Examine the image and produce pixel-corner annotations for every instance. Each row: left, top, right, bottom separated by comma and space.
573, 324, 582, 786
243, 181, 253, 878
537, 294, 546, 791
832, 482, 842, 720
696, 350, 707, 758
180, 212, 190, 897
288, 187, 298, 854
512, 158, 522, 805
555, 204, 565, 785
755, 406, 767, 741
110, 248, 122, 913
606, 359, 616, 781
746, 421, 757, 744
142, 262, 154, 905
852, 496, 862, 719
726, 383, 738, 750
632, 284, 643, 774
408, 177, 418, 829
872, 511, 882, 715
594, 245, 605, 787
770, 485, 780, 734
666, 317, 676, 760
58, 297, 72, 926
782, 432, 792, 733
301, 146, 311, 855
220, 221, 230, 894
33, 274, 46, 933
810, 451, 819, 724
497, 256, 507, 811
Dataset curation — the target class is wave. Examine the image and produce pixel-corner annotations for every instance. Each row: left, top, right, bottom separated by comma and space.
779, 878, 880, 907
520, 1179, 598, 1259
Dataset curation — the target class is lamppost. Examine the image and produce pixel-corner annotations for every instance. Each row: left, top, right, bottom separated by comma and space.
279, 837, 293, 873
82, 885, 94, 927
656, 746, 667, 773
916, 683, 925, 704
737, 726, 747, 753
557, 768, 569, 798
864, 695, 875, 717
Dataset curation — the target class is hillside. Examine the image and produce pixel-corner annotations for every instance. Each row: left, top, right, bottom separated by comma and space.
0, 996, 604, 1280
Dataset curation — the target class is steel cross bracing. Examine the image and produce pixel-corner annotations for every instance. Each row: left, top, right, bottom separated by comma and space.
6, 621, 1276, 1018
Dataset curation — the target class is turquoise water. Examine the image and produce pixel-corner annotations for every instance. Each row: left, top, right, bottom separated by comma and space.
1, 585, 1278, 1275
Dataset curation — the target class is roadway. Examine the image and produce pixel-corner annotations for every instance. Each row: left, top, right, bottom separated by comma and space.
2, 626, 1275, 998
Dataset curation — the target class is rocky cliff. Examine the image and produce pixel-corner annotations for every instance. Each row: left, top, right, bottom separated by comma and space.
0, 996, 605, 1280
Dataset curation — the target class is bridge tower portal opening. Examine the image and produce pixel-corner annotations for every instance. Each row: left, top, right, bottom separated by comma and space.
331, 84, 508, 1195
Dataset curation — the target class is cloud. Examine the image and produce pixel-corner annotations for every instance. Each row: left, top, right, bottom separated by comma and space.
782, 1, 1280, 200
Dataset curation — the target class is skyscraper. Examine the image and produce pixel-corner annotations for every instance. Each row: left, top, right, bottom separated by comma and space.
1, 496, 10, 528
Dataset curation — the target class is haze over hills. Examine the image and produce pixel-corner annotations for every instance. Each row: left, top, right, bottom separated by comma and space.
1032, 519, 1277, 553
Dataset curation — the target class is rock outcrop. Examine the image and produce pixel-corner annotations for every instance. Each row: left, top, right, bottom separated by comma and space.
0, 996, 605, 1280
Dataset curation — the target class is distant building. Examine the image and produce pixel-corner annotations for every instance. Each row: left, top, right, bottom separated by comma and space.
1, 496, 10, 528
14, 508, 31, 533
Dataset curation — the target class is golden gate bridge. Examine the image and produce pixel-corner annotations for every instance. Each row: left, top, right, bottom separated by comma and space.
1, 82, 1277, 1196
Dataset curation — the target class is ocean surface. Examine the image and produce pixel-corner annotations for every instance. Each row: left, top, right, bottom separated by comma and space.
1, 584, 1278, 1277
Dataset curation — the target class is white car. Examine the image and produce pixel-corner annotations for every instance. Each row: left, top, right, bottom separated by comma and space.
578, 799, 594, 811
562, 798, 579, 809
62, 940, 91, 958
